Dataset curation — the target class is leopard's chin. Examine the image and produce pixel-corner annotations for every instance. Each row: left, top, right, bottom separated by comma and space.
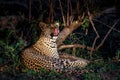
50, 33, 58, 38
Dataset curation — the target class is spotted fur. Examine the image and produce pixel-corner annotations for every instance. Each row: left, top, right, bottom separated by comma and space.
21, 22, 89, 73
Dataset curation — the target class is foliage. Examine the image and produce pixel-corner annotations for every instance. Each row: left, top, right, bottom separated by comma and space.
82, 73, 102, 80
82, 17, 89, 30
115, 50, 120, 60
0, 29, 26, 68
0, 20, 120, 80
0, 0, 120, 80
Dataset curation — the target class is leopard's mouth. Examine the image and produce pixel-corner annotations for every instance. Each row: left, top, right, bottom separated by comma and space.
54, 22, 59, 36
53, 28, 59, 36
50, 28, 59, 37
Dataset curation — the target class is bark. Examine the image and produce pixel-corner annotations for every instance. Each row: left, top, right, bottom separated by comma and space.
56, 21, 82, 47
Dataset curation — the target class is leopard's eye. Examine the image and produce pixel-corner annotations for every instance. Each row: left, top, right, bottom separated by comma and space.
48, 24, 50, 27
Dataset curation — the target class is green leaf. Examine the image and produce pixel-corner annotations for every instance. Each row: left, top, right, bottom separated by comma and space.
82, 17, 89, 30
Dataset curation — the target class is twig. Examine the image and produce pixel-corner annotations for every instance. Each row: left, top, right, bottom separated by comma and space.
88, 11, 100, 54
76, 0, 80, 14
1, 1, 28, 9
112, 59, 120, 62
93, 19, 120, 33
67, 0, 70, 26
48, 0, 53, 23
69, 16, 74, 24
78, 13, 85, 21
59, 0, 66, 26
29, 0, 31, 23
58, 44, 94, 51
69, 0, 72, 16
96, 19, 120, 50
69, 0, 74, 25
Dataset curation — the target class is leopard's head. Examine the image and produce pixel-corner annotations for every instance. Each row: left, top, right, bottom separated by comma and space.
39, 22, 59, 38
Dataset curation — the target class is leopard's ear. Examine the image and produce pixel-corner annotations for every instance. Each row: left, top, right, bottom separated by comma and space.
39, 22, 46, 30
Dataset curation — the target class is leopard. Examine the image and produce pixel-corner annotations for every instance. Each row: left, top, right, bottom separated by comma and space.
21, 22, 89, 73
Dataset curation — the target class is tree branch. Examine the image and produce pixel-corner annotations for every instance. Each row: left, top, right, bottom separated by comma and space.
96, 19, 120, 50
48, 0, 53, 23
88, 11, 100, 54
56, 21, 83, 47
58, 44, 94, 51
29, 0, 31, 22
59, 0, 66, 26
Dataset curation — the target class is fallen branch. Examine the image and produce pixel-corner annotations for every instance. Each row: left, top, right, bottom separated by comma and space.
58, 44, 94, 51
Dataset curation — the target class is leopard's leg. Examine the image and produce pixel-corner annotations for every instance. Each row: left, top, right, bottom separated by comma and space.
59, 53, 90, 70
59, 53, 88, 61
22, 48, 89, 73
59, 53, 79, 60
22, 48, 55, 71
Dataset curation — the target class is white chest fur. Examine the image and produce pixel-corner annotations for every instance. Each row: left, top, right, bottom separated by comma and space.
33, 37, 59, 59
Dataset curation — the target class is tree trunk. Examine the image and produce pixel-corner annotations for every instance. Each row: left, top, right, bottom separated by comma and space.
56, 21, 82, 47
